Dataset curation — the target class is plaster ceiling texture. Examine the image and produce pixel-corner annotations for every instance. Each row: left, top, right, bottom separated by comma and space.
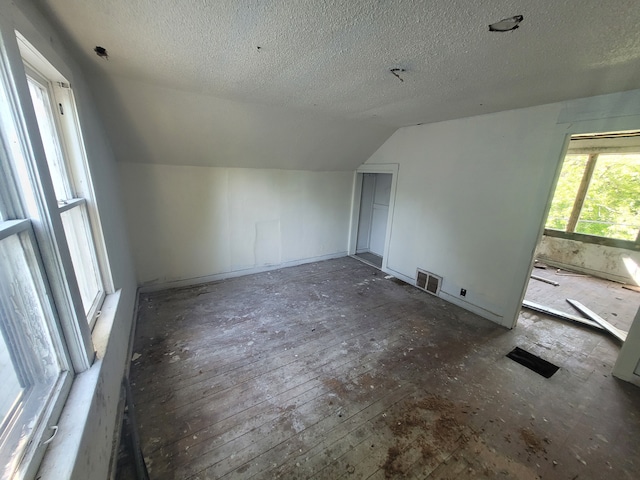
34, 0, 640, 127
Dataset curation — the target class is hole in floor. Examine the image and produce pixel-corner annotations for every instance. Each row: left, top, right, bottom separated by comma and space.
506, 346, 559, 378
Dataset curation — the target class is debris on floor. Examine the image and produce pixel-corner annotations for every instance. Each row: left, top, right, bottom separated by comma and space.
522, 300, 604, 331
120, 257, 640, 480
555, 270, 587, 277
530, 274, 559, 286
566, 299, 628, 342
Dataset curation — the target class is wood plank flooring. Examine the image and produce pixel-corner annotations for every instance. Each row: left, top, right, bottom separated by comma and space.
525, 264, 640, 332
126, 257, 640, 479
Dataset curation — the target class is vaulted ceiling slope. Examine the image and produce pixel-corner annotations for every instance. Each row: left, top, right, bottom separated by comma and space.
30, 0, 640, 169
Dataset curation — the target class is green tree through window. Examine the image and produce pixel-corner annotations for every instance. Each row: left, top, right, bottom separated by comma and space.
546, 135, 640, 242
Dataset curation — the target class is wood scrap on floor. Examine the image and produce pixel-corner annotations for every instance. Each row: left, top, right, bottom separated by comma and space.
566, 299, 628, 343
522, 300, 604, 331
622, 285, 640, 293
554, 270, 587, 277
530, 274, 559, 286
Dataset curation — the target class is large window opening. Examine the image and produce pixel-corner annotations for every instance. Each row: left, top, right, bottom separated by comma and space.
545, 132, 640, 246
521, 130, 640, 358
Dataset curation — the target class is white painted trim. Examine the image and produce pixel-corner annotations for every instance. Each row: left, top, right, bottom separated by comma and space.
139, 251, 349, 293
37, 290, 122, 479
15, 31, 67, 85
613, 306, 640, 387
57, 197, 84, 213
356, 164, 399, 175
382, 266, 506, 326
347, 172, 362, 256
349, 164, 399, 274
438, 291, 506, 326
0, 218, 29, 239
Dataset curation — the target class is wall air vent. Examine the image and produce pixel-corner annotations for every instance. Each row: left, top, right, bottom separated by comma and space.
416, 268, 442, 296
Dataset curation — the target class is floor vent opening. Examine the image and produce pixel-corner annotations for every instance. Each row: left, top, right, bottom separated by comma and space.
416, 268, 441, 295
506, 347, 559, 378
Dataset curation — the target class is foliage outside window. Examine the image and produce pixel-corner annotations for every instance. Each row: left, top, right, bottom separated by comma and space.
546, 135, 640, 244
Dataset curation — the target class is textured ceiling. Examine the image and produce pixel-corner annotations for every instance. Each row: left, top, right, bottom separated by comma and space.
34, 0, 640, 127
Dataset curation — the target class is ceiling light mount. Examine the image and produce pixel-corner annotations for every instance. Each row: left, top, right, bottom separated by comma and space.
390, 68, 406, 82
94, 46, 108, 59
489, 15, 523, 32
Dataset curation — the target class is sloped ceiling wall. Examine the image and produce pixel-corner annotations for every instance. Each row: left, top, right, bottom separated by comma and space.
88, 73, 395, 170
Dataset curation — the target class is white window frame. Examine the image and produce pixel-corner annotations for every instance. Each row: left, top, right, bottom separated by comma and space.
0, 18, 111, 479
0, 219, 73, 480
22, 64, 107, 328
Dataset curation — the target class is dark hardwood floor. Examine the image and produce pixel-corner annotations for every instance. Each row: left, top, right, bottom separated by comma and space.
122, 257, 640, 479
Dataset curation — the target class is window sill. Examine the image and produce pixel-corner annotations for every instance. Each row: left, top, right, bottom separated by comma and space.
36, 290, 122, 479
543, 229, 640, 251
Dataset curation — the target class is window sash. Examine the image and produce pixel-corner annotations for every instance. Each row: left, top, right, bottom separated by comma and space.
0, 20, 103, 479
0, 27, 94, 372
25, 72, 72, 202
23, 67, 106, 327
59, 201, 104, 326
0, 220, 72, 480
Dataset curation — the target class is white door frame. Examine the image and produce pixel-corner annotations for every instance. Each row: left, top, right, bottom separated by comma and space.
348, 164, 399, 273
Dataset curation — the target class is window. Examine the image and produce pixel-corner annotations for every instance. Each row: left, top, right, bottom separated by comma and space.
545, 132, 640, 246
0, 30, 108, 479
0, 221, 72, 480
24, 69, 105, 326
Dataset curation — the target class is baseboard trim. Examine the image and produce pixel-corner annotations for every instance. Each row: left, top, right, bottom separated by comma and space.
382, 266, 505, 326
138, 252, 349, 293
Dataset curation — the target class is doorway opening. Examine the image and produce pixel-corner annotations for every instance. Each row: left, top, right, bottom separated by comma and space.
354, 173, 392, 269
523, 130, 640, 343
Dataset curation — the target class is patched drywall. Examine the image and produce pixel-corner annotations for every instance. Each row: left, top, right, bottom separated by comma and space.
536, 236, 640, 284
89, 74, 394, 171
364, 89, 640, 328
119, 163, 353, 286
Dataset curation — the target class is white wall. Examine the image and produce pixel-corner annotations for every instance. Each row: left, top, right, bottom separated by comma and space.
88, 72, 394, 290
119, 163, 353, 286
9, 1, 137, 478
364, 90, 640, 327
536, 236, 640, 284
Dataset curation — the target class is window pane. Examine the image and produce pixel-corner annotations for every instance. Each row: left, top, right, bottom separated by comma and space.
575, 154, 640, 240
26, 78, 70, 202
0, 231, 64, 474
0, 322, 22, 424
60, 205, 101, 317
546, 155, 589, 231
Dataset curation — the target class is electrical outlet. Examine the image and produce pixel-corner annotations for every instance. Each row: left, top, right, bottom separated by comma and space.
460, 288, 467, 297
